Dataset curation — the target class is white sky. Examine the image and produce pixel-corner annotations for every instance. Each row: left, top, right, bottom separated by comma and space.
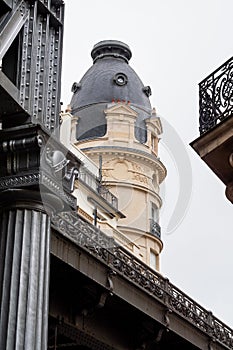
61, 0, 233, 327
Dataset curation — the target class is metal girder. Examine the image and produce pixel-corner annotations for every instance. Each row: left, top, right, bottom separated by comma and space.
0, 70, 29, 119
0, 0, 64, 133
0, 0, 29, 61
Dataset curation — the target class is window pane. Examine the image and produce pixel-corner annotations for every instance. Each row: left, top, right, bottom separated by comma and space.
150, 251, 157, 270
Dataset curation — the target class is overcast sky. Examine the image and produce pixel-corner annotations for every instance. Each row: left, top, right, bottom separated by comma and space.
61, 0, 233, 327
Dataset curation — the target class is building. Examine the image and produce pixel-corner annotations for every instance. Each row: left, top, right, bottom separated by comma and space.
0, 1, 233, 349
50, 41, 232, 349
60, 40, 166, 272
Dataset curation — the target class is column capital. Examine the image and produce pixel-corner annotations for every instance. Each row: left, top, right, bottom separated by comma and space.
0, 189, 64, 214
0, 124, 82, 210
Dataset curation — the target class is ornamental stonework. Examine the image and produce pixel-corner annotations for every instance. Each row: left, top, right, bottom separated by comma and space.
102, 158, 149, 185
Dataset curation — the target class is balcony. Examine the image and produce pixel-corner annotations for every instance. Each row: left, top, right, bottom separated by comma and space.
199, 56, 233, 134
191, 57, 233, 202
79, 167, 118, 210
149, 219, 161, 239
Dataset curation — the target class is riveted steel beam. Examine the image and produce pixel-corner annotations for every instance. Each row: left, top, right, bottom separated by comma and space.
0, 0, 29, 61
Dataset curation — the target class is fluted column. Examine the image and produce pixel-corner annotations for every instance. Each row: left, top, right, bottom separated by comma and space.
0, 190, 57, 350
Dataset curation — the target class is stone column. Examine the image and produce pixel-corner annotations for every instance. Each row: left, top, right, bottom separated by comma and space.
0, 190, 61, 350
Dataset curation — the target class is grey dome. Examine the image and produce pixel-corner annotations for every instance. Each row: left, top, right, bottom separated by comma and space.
70, 40, 152, 142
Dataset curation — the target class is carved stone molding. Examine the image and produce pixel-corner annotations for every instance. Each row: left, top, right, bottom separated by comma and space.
102, 157, 149, 185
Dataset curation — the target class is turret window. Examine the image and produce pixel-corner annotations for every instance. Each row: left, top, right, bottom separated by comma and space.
113, 73, 128, 86
151, 203, 159, 223
150, 250, 157, 270
150, 203, 161, 238
151, 135, 156, 152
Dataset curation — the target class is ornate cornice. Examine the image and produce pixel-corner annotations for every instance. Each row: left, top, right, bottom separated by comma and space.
0, 124, 80, 209
81, 146, 167, 184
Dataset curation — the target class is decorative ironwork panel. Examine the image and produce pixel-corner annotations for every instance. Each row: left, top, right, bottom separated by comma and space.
199, 56, 233, 134
52, 211, 233, 349
149, 218, 161, 239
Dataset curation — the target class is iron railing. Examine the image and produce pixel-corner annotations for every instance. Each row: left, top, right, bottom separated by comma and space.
52, 211, 233, 350
149, 219, 161, 239
79, 167, 118, 210
199, 56, 233, 134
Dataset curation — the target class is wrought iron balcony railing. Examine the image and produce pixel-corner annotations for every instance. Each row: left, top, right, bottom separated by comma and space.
79, 167, 118, 210
149, 219, 161, 239
52, 211, 233, 350
199, 56, 233, 134
97, 183, 118, 209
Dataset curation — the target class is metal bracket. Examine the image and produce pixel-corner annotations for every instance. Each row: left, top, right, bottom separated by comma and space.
96, 291, 109, 309
154, 327, 164, 344
164, 308, 172, 328
107, 269, 116, 295
208, 338, 216, 350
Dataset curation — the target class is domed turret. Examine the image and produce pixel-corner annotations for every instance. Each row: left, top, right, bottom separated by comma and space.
63, 40, 166, 271
70, 40, 152, 142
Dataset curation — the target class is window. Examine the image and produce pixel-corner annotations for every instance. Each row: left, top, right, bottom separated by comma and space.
151, 203, 159, 223
151, 135, 156, 153
150, 203, 161, 237
113, 72, 128, 86
150, 250, 157, 270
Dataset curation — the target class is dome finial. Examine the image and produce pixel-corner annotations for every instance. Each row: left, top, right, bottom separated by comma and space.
91, 40, 132, 63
